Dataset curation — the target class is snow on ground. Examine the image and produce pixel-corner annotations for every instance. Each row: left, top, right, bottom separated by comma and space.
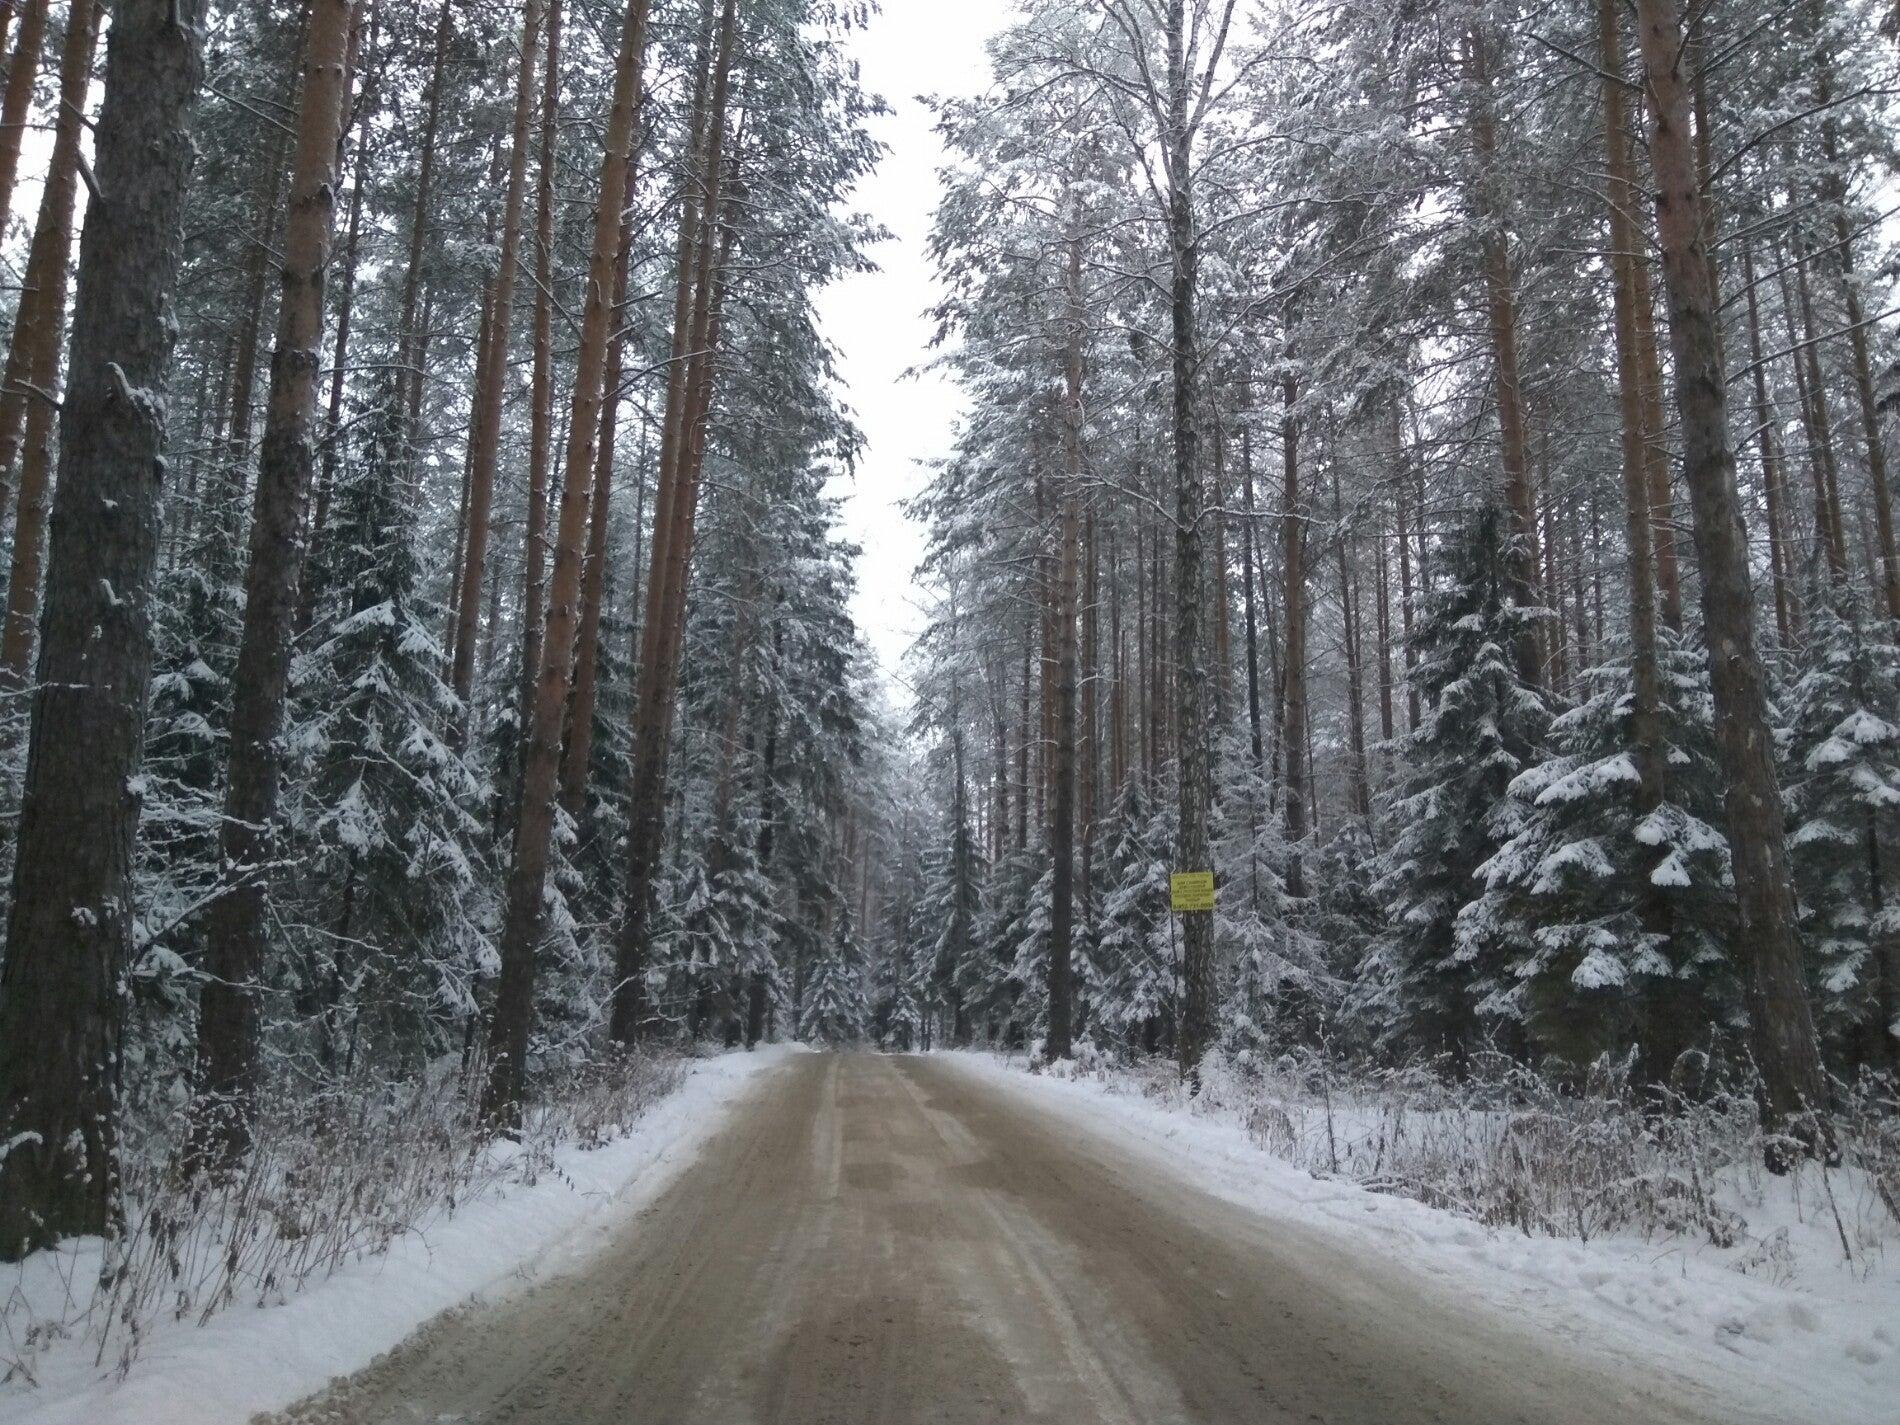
946, 1050, 1900, 1425
2, 1045, 799, 1425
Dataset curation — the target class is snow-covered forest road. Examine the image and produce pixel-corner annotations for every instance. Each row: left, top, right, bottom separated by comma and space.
264, 1052, 1766, 1425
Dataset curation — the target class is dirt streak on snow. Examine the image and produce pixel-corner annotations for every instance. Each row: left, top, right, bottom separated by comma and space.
951, 1051, 1900, 1425
2, 1045, 797, 1425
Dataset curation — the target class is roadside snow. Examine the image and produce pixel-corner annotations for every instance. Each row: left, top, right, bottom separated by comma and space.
3, 1045, 798, 1425
944, 1050, 1900, 1425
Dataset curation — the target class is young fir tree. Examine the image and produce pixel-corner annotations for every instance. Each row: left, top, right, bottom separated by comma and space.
800, 901, 868, 1046
1091, 776, 1177, 1057
1361, 504, 1553, 1069
286, 383, 489, 1077
1463, 634, 1737, 1079
1781, 578, 1900, 1076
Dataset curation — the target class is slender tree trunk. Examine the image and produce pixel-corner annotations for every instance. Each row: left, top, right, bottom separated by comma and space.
518, 0, 562, 734
1602, 0, 1678, 1080
0, 0, 46, 248
1634, 0, 1833, 1165
1741, 240, 1795, 644
1046, 215, 1084, 1061
609, 0, 740, 1044
1240, 424, 1264, 769
0, 0, 207, 1262
1280, 369, 1308, 893
450, 0, 544, 713
488, 0, 651, 1113
562, 138, 642, 817
1466, 26, 1543, 683
192, 0, 355, 1166
1817, 92, 1900, 619
395, 0, 452, 443
0, 0, 99, 678
1164, 0, 1215, 1079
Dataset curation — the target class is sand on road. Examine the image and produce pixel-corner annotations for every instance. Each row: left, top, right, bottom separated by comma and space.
266, 1051, 1762, 1425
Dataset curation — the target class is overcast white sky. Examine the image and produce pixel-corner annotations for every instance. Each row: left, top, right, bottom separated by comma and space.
815, 0, 1017, 697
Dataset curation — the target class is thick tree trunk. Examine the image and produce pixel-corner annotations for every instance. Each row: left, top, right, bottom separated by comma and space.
487, 0, 651, 1118
192, 0, 355, 1166
0, 0, 99, 678
1633, 0, 1833, 1165
449, 0, 544, 713
0, 0, 208, 1258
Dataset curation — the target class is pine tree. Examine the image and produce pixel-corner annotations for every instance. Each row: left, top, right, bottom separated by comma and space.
1782, 580, 1900, 1075
800, 902, 868, 1046
287, 384, 489, 1076
1361, 505, 1553, 1068
1465, 634, 1738, 1078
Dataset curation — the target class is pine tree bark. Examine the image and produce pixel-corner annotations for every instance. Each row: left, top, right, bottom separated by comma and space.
1466, 26, 1543, 684
0, 0, 208, 1259
1280, 369, 1308, 893
519, 0, 562, 729
609, 0, 740, 1044
0, 0, 46, 250
561, 138, 641, 818
1045, 216, 1084, 1062
0, 0, 98, 678
1741, 240, 1795, 644
1633, 0, 1834, 1165
395, 0, 452, 442
450, 0, 545, 713
1163, 0, 1215, 1079
192, 0, 355, 1165
487, 0, 651, 1117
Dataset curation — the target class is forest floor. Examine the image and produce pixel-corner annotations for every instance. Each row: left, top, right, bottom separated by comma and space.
248, 1051, 1804, 1425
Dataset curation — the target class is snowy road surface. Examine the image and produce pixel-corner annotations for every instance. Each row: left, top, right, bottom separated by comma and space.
266, 1051, 1767, 1424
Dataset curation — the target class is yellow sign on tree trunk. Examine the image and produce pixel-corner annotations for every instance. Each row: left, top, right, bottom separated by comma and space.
1170, 871, 1215, 912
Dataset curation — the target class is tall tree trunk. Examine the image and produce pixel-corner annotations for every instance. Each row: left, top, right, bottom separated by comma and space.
1741, 240, 1795, 644
609, 0, 739, 1044
450, 0, 545, 713
1165, 0, 1215, 1079
1280, 369, 1308, 893
0, 0, 99, 678
1633, 0, 1833, 1166
0, 0, 208, 1262
1046, 216, 1084, 1062
1602, 0, 1679, 1081
487, 0, 651, 1115
192, 0, 355, 1166
519, 0, 562, 734
395, 0, 452, 442
0, 0, 46, 248
1816, 75, 1900, 619
1466, 25, 1543, 684
562, 138, 642, 818
1240, 423, 1264, 769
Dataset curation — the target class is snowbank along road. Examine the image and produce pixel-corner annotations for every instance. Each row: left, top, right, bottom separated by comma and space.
267, 1051, 1768, 1424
